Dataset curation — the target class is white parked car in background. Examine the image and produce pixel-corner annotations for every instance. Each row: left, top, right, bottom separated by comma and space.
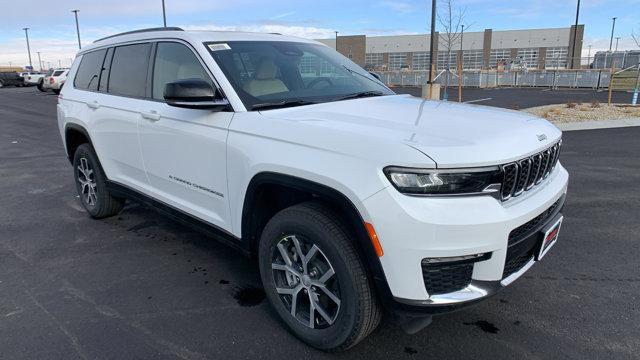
41, 68, 69, 94
57, 28, 568, 351
23, 72, 45, 86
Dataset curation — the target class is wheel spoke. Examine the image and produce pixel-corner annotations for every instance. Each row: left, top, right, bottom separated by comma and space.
277, 243, 293, 267
308, 296, 316, 329
290, 236, 305, 267
303, 244, 319, 267
291, 285, 302, 317
312, 298, 335, 325
317, 268, 335, 284
316, 284, 341, 306
276, 286, 297, 295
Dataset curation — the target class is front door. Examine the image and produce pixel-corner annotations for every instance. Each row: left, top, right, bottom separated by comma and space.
137, 41, 232, 231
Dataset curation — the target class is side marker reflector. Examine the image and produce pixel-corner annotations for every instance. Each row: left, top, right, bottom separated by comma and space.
364, 222, 384, 257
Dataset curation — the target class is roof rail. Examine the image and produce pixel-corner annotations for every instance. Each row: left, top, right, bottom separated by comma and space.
93, 27, 184, 43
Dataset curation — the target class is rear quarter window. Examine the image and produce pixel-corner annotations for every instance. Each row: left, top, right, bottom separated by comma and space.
108, 43, 152, 98
53, 71, 65, 76
74, 49, 107, 91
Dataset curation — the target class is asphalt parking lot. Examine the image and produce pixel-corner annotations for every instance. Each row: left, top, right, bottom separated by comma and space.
1, 86, 639, 360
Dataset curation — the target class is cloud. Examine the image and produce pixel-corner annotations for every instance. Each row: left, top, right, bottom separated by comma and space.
182, 23, 336, 39
270, 11, 296, 20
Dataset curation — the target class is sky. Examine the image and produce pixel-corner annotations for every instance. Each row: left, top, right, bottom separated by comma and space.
0, 0, 639, 68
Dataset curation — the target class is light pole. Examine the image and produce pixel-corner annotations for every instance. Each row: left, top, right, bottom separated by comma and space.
162, 0, 167, 27
587, 45, 592, 67
71, 10, 81, 49
615, 37, 620, 52
570, 0, 580, 68
37, 51, 42, 72
427, 0, 437, 99
334, 31, 339, 51
22, 27, 33, 69
458, 24, 464, 102
609, 17, 617, 52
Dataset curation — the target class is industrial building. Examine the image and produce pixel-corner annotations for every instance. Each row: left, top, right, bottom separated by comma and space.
318, 26, 584, 71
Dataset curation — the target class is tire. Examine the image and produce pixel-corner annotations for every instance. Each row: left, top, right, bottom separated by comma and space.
37, 80, 45, 92
53, 89, 60, 95
0, 81, 4, 88
258, 202, 381, 351
72, 143, 125, 218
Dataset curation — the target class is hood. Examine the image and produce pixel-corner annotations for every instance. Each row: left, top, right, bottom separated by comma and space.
259, 95, 562, 168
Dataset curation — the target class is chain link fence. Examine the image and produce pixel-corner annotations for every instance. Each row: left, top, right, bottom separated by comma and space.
377, 69, 613, 89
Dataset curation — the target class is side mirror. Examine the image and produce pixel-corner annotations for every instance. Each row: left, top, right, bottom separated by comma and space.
164, 79, 229, 110
369, 72, 382, 81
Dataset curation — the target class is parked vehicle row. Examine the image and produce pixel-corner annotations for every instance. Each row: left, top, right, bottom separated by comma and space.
37, 68, 69, 94
0, 72, 24, 88
0, 69, 68, 93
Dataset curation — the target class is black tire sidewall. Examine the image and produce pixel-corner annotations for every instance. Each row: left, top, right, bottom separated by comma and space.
259, 207, 363, 350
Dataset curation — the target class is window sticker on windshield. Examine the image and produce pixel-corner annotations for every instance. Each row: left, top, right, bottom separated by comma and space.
208, 43, 231, 51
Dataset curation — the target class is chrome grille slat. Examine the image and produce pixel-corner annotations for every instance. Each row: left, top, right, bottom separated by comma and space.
500, 140, 562, 202
501, 163, 518, 201
513, 158, 531, 196
527, 154, 542, 190
543, 148, 553, 179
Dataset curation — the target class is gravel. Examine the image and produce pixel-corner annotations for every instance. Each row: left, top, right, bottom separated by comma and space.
524, 103, 640, 123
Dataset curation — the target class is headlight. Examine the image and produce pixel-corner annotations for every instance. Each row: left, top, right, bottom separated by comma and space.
384, 166, 502, 196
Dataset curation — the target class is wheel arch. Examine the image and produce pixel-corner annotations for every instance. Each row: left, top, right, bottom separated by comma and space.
64, 123, 93, 164
241, 172, 394, 304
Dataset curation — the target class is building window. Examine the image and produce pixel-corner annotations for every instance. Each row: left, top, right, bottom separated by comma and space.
365, 53, 384, 70
490, 49, 511, 69
462, 50, 483, 70
411, 52, 431, 70
516, 48, 539, 68
388, 52, 407, 70
545, 47, 568, 69
437, 51, 457, 70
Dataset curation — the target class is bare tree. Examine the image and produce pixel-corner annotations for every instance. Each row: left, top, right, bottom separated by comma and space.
437, 0, 466, 101
632, 29, 640, 48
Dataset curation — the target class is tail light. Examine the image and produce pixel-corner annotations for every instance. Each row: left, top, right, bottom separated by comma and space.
50, 77, 54, 84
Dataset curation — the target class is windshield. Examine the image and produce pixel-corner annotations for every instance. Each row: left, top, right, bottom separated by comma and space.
205, 41, 393, 110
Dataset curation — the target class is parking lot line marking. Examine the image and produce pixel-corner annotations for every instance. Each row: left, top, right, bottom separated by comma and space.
464, 98, 492, 104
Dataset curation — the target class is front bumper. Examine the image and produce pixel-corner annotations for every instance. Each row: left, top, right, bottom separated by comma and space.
362, 163, 569, 310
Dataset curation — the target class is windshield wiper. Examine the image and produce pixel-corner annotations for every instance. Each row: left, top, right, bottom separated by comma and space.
250, 99, 317, 111
332, 91, 385, 102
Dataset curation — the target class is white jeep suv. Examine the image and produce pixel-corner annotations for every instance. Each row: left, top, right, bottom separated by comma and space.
57, 27, 568, 350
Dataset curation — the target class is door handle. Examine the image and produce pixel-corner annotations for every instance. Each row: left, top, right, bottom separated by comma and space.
86, 101, 100, 109
140, 110, 161, 121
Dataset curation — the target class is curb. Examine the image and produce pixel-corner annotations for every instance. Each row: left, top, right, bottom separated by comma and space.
555, 118, 640, 131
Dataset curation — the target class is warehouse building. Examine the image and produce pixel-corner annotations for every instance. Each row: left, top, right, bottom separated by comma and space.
318, 26, 584, 71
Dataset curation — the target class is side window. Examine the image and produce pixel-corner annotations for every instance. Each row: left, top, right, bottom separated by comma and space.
98, 48, 113, 92
108, 43, 152, 98
74, 50, 106, 90
152, 42, 213, 100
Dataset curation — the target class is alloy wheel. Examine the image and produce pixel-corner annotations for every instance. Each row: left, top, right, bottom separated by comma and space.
271, 235, 341, 329
77, 157, 98, 206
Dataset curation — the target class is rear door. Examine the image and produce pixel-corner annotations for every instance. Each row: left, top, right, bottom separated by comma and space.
83, 43, 152, 191
137, 41, 233, 230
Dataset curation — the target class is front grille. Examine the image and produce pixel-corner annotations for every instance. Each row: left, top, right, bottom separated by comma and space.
422, 262, 474, 295
508, 197, 563, 245
499, 140, 562, 201
502, 251, 534, 279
